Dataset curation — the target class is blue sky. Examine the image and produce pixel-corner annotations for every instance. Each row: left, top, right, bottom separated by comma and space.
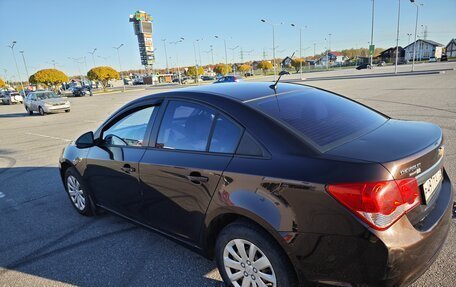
1, 0, 455, 79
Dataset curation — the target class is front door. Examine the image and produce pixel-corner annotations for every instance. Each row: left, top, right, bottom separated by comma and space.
85, 105, 158, 219
139, 100, 243, 243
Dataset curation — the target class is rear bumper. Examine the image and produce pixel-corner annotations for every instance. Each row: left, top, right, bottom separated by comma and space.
375, 169, 453, 287
293, 169, 453, 287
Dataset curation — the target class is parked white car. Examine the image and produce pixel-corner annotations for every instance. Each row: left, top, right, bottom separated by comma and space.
2, 92, 23, 104
24, 91, 71, 115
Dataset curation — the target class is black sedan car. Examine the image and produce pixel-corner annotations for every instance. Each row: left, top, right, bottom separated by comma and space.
356, 63, 372, 70
59, 82, 453, 287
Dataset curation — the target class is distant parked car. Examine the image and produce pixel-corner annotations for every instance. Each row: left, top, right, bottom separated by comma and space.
133, 78, 144, 85
181, 77, 193, 84
201, 75, 215, 81
441, 54, 448, 62
123, 78, 133, 85
24, 91, 71, 115
2, 92, 23, 105
213, 76, 242, 84
377, 61, 386, 66
429, 57, 437, 63
244, 72, 253, 77
72, 87, 90, 97
356, 63, 372, 70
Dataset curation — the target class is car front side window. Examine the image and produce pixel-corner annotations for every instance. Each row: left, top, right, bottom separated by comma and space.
103, 106, 156, 147
156, 101, 216, 151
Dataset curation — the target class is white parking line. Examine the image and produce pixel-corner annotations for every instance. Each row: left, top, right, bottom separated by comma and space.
25, 132, 72, 142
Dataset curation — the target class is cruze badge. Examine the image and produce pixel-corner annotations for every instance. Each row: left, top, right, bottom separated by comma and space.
400, 163, 422, 176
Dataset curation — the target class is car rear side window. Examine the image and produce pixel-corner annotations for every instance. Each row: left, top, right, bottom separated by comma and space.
157, 101, 215, 151
209, 115, 242, 153
250, 90, 387, 151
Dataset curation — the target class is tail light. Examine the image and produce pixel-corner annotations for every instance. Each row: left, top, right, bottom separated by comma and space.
326, 178, 420, 230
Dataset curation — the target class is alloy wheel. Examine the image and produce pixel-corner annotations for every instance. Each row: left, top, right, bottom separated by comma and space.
67, 175, 86, 210
223, 239, 277, 287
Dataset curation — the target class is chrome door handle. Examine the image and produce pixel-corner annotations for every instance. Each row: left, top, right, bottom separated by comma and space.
186, 175, 208, 183
121, 165, 136, 173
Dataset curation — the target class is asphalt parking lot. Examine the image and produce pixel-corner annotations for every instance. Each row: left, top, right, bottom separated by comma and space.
0, 62, 455, 287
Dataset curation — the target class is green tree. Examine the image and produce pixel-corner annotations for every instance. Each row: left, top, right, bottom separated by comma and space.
291, 58, 305, 72
87, 66, 120, 91
0, 78, 5, 88
238, 64, 251, 73
29, 69, 69, 90
258, 61, 273, 74
213, 63, 232, 75
186, 66, 204, 77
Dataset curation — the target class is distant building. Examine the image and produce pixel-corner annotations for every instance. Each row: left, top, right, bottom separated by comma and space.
404, 39, 444, 61
445, 39, 456, 57
378, 47, 405, 63
318, 51, 348, 66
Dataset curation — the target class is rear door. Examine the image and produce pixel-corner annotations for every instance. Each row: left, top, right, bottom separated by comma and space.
139, 99, 243, 243
85, 104, 159, 219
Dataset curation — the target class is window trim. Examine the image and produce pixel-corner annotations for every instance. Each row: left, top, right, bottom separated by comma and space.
100, 104, 160, 149
149, 97, 245, 155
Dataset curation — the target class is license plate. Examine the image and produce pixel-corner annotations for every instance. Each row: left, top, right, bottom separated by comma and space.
422, 169, 443, 203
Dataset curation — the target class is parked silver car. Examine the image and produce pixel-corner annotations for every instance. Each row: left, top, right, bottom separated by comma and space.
24, 91, 71, 115
2, 92, 23, 105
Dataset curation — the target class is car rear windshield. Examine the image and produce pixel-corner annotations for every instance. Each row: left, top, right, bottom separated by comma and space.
248, 89, 387, 152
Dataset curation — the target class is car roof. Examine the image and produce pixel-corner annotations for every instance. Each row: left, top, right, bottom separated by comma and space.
150, 82, 313, 103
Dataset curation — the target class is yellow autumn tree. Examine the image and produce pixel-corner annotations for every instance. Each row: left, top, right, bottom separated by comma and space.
213, 63, 232, 75
29, 69, 69, 89
87, 66, 120, 91
258, 61, 273, 74
238, 64, 251, 73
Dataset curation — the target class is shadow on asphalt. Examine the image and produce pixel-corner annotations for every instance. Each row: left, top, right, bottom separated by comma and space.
0, 166, 223, 287
0, 112, 29, 118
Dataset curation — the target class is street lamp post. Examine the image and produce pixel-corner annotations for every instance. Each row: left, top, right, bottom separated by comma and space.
291, 24, 307, 79
215, 36, 229, 75
210, 45, 214, 65
7, 41, 25, 92
369, 0, 375, 66
161, 39, 169, 73
196, 39, 203, 67
193, 40, 200, 84
113, 44, 125, 92
169, 38, 184, 84
19, 51, 30, 81
88, 48, 97, 67
228, 45, 239, 76
410, 0, 422, 72
261, 19, 282, 80
394, 0, 401, 74
68, 57, 85, 82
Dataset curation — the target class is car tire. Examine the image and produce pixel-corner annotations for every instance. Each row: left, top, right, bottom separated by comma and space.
65, 109, 70, 113
64, 167, 95, 216
26, 106, 33, 115
215, 221, 298, 287
38, 106, 45, 116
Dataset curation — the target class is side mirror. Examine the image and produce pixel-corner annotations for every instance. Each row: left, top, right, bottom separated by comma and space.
76, 131, 95, 148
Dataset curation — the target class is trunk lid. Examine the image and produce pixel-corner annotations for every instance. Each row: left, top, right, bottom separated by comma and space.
327, 119, 445, 226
